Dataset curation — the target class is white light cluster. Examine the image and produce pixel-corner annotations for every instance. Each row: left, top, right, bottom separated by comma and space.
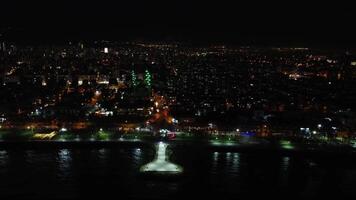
140, 142, 183, 174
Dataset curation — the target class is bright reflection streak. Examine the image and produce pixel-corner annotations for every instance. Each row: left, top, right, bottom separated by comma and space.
233, 153, 240, 166
282, 156, 290, 171
131, 148, 142, 165
0, 150, 8, 166
213, 152, 219, 162
57, 149, 72, 178
280, 156, 290, 183
231, 152, 240, 174
140, 142, 183, 174
58, 149, 70, 160
212, 152, 219, 171
58, 149, 71, 164
134, 148, 142, 159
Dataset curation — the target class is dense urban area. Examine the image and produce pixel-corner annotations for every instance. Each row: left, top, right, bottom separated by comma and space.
1, 40, 356, 148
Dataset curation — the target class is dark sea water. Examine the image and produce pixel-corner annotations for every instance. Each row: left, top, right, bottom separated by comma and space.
0, 143, 356, 199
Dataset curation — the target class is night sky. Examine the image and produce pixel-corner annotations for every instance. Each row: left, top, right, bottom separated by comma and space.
1, 0, 355, 46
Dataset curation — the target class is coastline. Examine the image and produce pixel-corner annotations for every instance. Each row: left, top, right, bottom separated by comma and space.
0, 139, 355, 159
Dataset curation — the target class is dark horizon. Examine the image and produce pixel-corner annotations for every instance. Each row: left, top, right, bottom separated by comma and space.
1, 1, 355, 48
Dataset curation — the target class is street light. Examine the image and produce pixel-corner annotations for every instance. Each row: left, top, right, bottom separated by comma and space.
60, 127, 67, 132
208, 123, 213, 128
27, 126, 34, 134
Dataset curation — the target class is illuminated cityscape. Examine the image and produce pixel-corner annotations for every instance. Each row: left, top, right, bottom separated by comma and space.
0, 42, 355, 144
1, 0, 356, 199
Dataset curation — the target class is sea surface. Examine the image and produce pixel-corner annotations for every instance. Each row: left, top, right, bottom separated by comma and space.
0, 142, 355, 199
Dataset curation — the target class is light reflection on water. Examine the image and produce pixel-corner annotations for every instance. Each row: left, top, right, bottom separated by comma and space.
211, 151, 240, 176
0, 150, 8, 167
98, 148, 107, 156
212, 152, 219, 171
132, 148, 142, 165
232, 153, 240, 173
57, 149, 72, 179
0, 146, 355, 198
282, 156, 290, 171
280, 156, 290, 185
